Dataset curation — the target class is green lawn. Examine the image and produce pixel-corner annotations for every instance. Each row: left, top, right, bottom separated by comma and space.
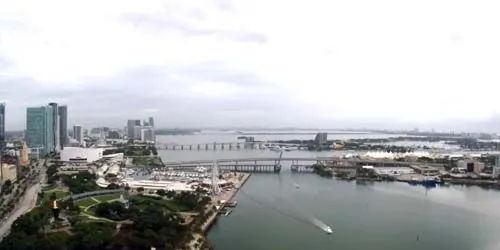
75, 198, 98, 208
94, 194, 120, 203
129, 195, 189, 212
42, 189, 69, 203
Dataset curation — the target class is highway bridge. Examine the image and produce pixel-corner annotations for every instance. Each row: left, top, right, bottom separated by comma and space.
160, 157, 444, 167
131, 157, 444, 173
155, 142, 304, 150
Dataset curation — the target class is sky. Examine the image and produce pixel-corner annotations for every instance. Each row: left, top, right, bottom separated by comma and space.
1, 0, 500, 131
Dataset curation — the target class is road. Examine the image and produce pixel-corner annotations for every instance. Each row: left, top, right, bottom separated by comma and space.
0, 161, 46, 241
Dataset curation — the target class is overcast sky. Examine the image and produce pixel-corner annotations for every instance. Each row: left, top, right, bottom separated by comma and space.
1, 0, 500, 131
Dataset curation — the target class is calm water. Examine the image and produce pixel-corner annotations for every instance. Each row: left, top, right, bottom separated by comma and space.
156, 133, 500, 250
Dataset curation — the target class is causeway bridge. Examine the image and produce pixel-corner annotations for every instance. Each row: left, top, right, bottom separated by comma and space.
155, 142, 303, 151
140, 157, 445, 173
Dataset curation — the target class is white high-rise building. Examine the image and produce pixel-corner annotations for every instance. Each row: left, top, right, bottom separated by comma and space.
141, 126, 155, 143
134, 126, 142, 140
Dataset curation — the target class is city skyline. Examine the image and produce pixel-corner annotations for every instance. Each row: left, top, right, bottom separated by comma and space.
2, 0, 500, 132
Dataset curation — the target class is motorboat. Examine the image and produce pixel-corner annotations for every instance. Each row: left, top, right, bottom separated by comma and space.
294, 183, 301, 189
325, 226, 333, 234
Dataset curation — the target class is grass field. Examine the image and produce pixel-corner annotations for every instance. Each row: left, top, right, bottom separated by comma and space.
75, 198, 98, 208
42, 189, 69, 203
129, 195, 189, 212
94, 194, 120, 203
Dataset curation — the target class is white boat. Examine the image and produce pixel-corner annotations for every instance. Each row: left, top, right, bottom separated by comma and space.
269, 146, 282, 151
325, 226, 333, 234
294, 183, 300, 189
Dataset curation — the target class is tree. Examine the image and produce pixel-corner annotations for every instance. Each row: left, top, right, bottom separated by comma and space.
71, 222, 114, 249
137, 187, 144, 193
50, 192, 57, 201
166, 190, 176, 199
156, 189, 166, 196
106, 183, 120, 190
124, 185, 131, 192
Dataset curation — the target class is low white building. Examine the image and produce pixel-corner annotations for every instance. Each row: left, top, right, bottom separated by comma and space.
60, 147, 104, 163
123, 179, 195, 192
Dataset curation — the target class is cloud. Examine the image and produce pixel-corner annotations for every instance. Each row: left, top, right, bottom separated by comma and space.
1, 0, 500, 131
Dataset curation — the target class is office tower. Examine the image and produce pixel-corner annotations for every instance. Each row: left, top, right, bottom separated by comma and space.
127, 120, 136, 139
0, 102, 5, 146
134, 120, 141, 126
149, 117, 155, 128
73, 125, 83, 145
26, 105, 54, 155
58, 105, 68, 149
48, 103, 59, 152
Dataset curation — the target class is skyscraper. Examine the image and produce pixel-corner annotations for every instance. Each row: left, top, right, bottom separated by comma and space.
0, 102, 5, 145
48, 103, 59, 152
127, 120, 136, 139
73, 125, 83, 145
58, 105, 68, 149
26, 105, 54, 155
148, 117, 155, 128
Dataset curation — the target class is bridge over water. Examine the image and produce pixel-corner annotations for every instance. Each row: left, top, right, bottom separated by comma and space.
139, 157, 444, 173
155, 142, 304, 151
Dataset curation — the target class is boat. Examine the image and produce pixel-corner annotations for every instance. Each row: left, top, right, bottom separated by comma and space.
269, 146, 282, 151
325, 226, 333, 234
294, 183, 301, 189
226, 201, 238, 207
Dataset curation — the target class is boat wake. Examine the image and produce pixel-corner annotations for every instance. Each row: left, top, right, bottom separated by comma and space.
240, 190, 311, 226
241, 190, 332, 234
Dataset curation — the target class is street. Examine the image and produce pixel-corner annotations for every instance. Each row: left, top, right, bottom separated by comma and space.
0, 161, 46, 241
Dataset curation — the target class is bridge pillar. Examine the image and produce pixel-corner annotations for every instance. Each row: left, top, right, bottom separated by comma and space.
205, 144, 209, 150
221, 143, 225, 150
229, 144, 233, 150
236, 143, 241, 149
181, 145, 184, 150
173, 145, 176, 150
197, 144, 201, 150
189, 145, 192, 150
213, 142, 217, 151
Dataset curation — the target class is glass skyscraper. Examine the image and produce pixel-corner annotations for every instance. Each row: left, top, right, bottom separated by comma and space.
58, 105, 68, 149
0, 102, 5, 144
26, 106, 54, 155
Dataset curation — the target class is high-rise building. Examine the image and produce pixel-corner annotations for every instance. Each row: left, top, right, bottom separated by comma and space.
141, 126, 155, 142
58, 105, 68, 149
314, 132, 328, 145
127, 120, 136, 139
134, 120, 141, 126
134, 126, 142, 139
73, 125, 83, 145
0, 102, 5, 145
26, 105, 54, 155
48, 103, 59, 152
19, 142, 30, 166
148, 117, 155, 128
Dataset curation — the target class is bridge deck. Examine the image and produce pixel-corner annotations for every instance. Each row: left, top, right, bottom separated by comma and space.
155, 157, 443, 168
